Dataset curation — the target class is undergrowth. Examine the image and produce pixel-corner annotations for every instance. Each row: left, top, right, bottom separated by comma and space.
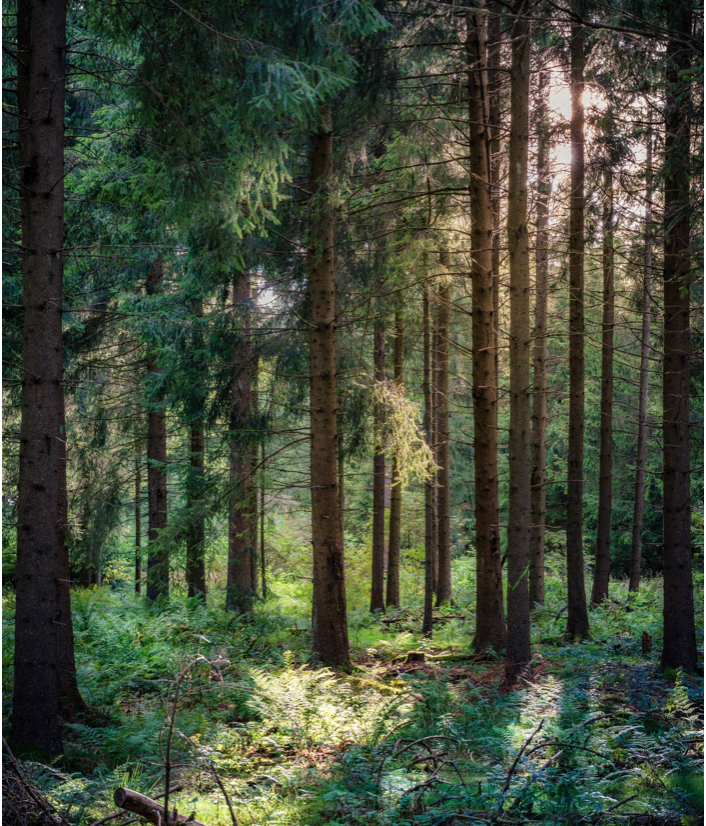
2, 553, 703, 826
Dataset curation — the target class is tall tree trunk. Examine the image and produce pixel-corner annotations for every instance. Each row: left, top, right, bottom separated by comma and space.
629, 122, 653, 593
488, 1, 502, 386
660, 1, 696, 673
12, 0, 73, 755
249, 352, 260, 595
467, 4, 506, 653
530, 74, 551, 608
591, 165, 615, 605
565, 23, 590, 639
135, 455, 142, 594
261, 439, 267, 598
422, 283, 435, 637
505, 4, 532, 683
386, 296, 405, 608
435, 279, 452, 606
227, 273, 254, 614
146, 258, 169, 601
431, 288, 440, 592
186, 419, 206, 600
370, 311, 387, 612
307, 109, 350, 668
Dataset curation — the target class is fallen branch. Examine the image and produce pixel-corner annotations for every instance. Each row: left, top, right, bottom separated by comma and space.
88, 785, 182, 826
113, 788, 208, 826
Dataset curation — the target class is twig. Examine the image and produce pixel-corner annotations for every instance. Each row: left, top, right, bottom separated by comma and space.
501, 719, 544, 794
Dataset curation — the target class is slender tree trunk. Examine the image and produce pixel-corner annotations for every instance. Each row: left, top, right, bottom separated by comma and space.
146, 258, 169, 601
436, 279, 452, 606
371, 310, 387, 612
249, 354, 260, 595
530, 75, 551, 608
12, 0, 80, 755
488, 1, 502, 386
261, 439, 267, 598
505, 5, 532, 683
431, 288, 440, 593
591, 165, 615, 605
661, 1, 696, 672
566, 23, 590, 639
629, 123, 653, 593
135, 455, 142, 594
227, 273, 254, 614
422, 284, 435, 637
467, 4, 506, 652
186, 419, 206, 600
307, 110, 350, 668
386, 296, 404, 608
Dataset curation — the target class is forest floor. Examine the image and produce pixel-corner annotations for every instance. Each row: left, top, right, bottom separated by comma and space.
2, 558, 704, 826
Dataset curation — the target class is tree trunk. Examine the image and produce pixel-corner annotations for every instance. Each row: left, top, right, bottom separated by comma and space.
146, 258, 169, 601
435, 278, 452, 606
488, 1, 502, 386
431, 287, 440, 593
261, 439, 267, 598
422, 283, 435, 637
249, 352, 260, 595
591, 165, 615, 605
186, 418, 206, 600
307, 109, 350, 668
565, 23, 590, 639
505, 4, 532, 683
12, 0, 70, 755
530, 74, 551, 608
386, 296, 404, 609
227, 273, 254, 614
135, 455, 142, 594
629, 121, 653, 593
467, 4, 506, 653
370, 311, 387, 612
660, 0, 696, 673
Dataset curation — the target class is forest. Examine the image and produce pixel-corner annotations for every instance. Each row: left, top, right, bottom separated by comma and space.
1, 0, 704, 824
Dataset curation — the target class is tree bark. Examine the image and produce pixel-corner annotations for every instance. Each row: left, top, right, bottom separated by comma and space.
435, 277, 452, 606
467, 4, 506, 653
371, 308, 387, 613
422, 283, 435, 637
12, 0, 72, 756
386, 296, 404, 609
629, 121, 653, 593
488, 1, 502, 386
565, 23, 590, 639
249, 352, 260, 595
660, 0, 696, 673
135, 455, 142, 594
307, 109, 350, 668
227, 273, 254, 614
146, 258, 169, 601
186, 418, 206, 600
261, 439, 267, 598
530, 73, 551, 608
505, 3, 532, 683
591, 165, 615, 605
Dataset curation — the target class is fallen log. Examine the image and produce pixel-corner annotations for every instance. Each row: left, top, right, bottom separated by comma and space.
113, 787, 208, 826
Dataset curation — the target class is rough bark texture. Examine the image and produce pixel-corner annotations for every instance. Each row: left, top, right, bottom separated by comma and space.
261, 439, 267, 598
249, 352, 260, 594
505, 5, 532, 682
660, 1, 696, 673
12, 0, 69, 756
307, 111, 350, 668
431, 289, 440, 592
146, 259, 169, 601
565, 23, 590, 639
629, 124, 653, 593
386, 297, 404, 609
371, 311, 387, 613
435, 280, 452, 606
135, 455, 142, 594
186, 419, 206, 600
227, 274, 254, 614
467, 5, 506, 652
530, 75, 551, 608
487, 1, 502, 386
422, 284, 435, 637
591, 166, 615, 605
